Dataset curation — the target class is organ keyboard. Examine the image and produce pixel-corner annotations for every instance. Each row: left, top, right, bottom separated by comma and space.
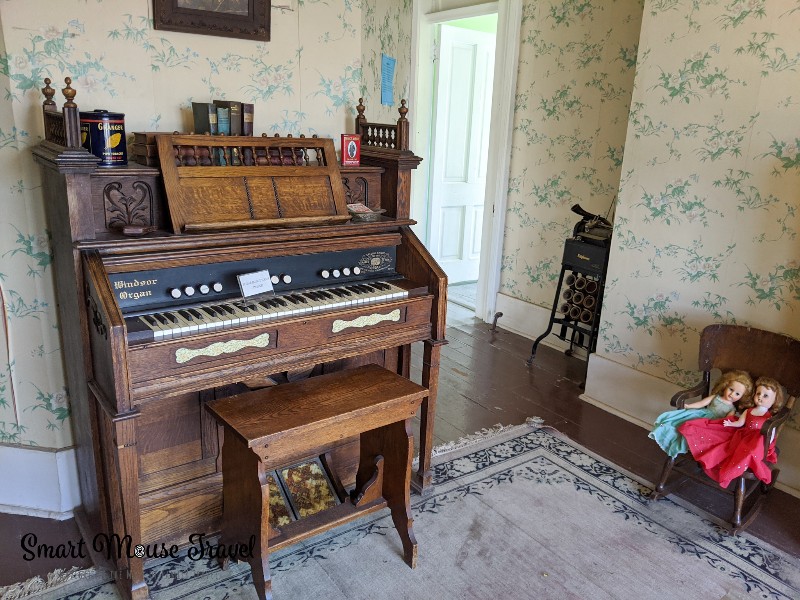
35, 80, 445, 600
131, 280, 409, 343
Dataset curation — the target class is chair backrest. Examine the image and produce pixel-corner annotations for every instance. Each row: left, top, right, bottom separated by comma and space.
699, 324, 800, 399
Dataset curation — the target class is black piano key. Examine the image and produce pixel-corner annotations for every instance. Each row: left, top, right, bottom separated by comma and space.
199, 307, 221, 320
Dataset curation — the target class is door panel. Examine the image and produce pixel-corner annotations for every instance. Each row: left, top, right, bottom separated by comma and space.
429, 24, 496, 284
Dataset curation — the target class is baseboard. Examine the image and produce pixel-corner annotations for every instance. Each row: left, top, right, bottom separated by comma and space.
0, 445, 80, 519
581, 354, 800, 499
493, 293, 571, 353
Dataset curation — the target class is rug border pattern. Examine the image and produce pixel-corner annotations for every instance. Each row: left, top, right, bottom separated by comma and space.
53, 425, 799, 600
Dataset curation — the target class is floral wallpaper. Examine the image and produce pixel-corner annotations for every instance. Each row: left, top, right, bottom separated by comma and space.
361, 0, 413, 123
599, 0, 800, 423
2, 0, 797, 487
502, 0, 643, 303
500, 0, 800, 454
0, 0, 410, 449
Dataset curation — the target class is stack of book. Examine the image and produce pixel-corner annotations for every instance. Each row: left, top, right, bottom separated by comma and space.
130, 132, 162, 167
192, 100, 254, 136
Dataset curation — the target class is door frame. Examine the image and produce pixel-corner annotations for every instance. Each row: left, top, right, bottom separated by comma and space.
410, 0, 522, 323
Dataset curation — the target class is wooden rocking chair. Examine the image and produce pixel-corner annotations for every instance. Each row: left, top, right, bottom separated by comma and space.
649, 324, 799, 534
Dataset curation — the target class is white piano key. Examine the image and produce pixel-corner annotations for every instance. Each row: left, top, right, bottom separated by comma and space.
166, 311, 196, 337
132, 278, 413, 343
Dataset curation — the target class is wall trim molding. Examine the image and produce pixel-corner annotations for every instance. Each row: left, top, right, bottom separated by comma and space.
0, 445, 80, 519
424, 1, 499, 23
494, 293, 573, 354
476, 0, 522, 324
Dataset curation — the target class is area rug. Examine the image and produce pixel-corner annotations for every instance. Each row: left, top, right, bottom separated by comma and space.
27, 421, 800, 599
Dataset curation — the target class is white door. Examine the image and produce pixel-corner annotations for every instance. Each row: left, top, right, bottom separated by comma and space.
428, 25, 496, 284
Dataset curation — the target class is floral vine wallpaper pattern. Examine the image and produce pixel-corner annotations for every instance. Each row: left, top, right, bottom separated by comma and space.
503, 0, 642, 303
600, 0, 800, 407
1, 0, 798, 486
0, 0, 411, 448
501, 0, 800, 442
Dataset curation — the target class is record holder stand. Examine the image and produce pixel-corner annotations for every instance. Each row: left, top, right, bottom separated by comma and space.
526, 238, 610, 385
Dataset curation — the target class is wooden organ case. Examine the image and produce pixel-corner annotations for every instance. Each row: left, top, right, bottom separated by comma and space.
32, 79, 446, 600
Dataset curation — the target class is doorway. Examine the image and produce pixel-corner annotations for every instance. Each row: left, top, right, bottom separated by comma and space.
410, 0, 522, 321
429, 19, 496, 309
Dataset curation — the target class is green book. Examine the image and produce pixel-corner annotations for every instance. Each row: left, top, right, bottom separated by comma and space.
216, 106, 231, 136
191, 102, 217, 135
214, 100, 242, 136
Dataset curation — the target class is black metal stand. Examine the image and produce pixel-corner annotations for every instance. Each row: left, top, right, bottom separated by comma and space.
526, 239, 610, 379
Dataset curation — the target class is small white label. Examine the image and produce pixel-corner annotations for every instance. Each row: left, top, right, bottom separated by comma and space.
237, 270, 274, 297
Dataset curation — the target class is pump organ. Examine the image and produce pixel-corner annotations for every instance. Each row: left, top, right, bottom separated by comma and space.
33, 79, 445, 600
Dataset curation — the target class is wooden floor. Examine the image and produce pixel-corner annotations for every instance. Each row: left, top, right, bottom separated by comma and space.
1, 301, 798, 587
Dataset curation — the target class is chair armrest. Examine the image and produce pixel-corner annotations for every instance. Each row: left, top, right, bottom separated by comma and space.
670, 381, 707, 408
759, 405, 793, 462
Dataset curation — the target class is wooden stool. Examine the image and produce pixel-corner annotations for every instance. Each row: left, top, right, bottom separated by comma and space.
205, 364, 426, 600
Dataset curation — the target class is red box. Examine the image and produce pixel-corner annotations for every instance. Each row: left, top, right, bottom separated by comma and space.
341, 134, 361, 166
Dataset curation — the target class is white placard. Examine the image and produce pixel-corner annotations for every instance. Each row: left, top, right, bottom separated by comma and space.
237, 270, 274, 297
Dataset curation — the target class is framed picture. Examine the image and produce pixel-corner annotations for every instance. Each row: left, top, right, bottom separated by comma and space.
153, 0, 270, 42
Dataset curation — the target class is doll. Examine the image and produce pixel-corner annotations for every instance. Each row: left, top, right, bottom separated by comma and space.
648, 370, 753, 458
679, 376, 785, 488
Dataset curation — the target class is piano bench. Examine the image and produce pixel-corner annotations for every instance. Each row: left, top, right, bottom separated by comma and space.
204, 363, 427, 600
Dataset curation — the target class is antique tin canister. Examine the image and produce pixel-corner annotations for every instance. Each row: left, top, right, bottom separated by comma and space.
79, 109, 127, 166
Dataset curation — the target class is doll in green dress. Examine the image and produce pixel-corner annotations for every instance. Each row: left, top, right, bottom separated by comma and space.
648, 370, 753, 458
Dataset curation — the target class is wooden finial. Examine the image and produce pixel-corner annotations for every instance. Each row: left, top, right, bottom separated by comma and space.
397, 99, 409, 151
398, 99, 408, 121
42, 78, 56, 106
62, 77, 77, 108
355, 97, 367, 136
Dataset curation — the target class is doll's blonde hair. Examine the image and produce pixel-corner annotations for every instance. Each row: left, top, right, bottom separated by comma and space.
711, 370, 754, 406
754, 376, 786, 411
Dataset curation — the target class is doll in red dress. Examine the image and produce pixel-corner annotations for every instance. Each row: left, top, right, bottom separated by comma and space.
678, 377, 785, 488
